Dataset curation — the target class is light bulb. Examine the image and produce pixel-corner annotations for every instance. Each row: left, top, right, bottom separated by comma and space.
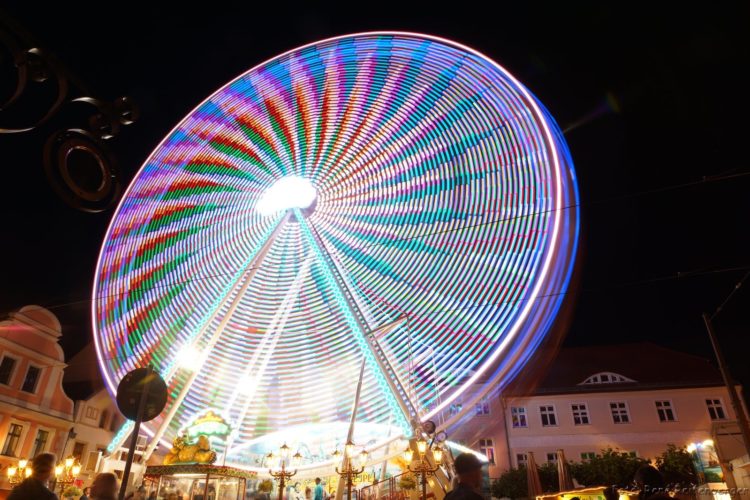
403, 449, 414, 464
345, 441, 355, 458
18, 459, 28, 469
24, 467, 32, 478
72, 464, 81, 476
292, 452, 303, 467
65, 457, 74, 468
7, 467, 17, 478
359, 450, 369, 468
55, 465, 63, 477
432, 447, 443, 465
417, 439, 427, 456
280, 443, 291, 461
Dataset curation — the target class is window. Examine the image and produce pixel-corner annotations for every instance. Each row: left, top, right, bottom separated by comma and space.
516, 453, 528, 467
85, 406, 100, 420
579, 372, 635, 385
0, 356, 17, 385
610, 402, 630, 423
21, 365, 41, 393
546, 452, 558, 463
2, 423, 24, 456
72, 441, 86, 461
655, 400, 676, 422
706, 399, 726, 420
475, 397, 490, 416
31, 429, 49, 457
571, 403, 590, 425
479, 439, 495, 465
99, 410, 110, 429
580, 452, 596, 461
540, 405, 557, 427
511, 407, 528, 428
86, 450, 103, 472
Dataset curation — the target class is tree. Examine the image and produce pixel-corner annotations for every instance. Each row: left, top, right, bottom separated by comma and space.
569, 448, 648, 488
655, 444, 698, 486
258, 479, 274, 493
398, 474, 417, 491
539, 462, 560, 493
491, 467, 527, 499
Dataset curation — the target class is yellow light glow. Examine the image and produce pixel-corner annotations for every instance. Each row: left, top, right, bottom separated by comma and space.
18, 459, 28, 469
280, 443, 291, 460
687, 443, 697, 453
417, 439, 427, 455
64, 457, 74, 468
359, 450, 369, 468
72, 464, 81, 476
7, 467, 17, 478
345, 441, 355, 458
55, 465, 63, 477
24, 468, 32, 478
702, 439, 714, 447
433, 447, 443, 464
403, 449, 414, 464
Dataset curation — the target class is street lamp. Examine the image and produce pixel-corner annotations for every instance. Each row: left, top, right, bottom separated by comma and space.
54, 457, 82, 491
268, 444, 301, 500
335, 440, 368, 500
6, 458, 32, 485
403, 438, 443, 500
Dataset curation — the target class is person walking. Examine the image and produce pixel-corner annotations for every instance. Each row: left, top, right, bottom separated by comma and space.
313, 478, 325, 500
444, 453, 485, 500
8, 453, 58, 499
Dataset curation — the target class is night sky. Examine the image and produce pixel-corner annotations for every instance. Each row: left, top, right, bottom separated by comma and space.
2, 4, 749, 388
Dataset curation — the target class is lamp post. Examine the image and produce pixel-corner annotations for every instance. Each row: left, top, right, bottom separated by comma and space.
403, 438, 443, 500
54, 456, 82, 492
6, 458, 32, 485
334, 440, 368, 500
268, 443, 301, 500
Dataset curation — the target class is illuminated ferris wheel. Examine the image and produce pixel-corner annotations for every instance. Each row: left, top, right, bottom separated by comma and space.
93, 32, 579, 470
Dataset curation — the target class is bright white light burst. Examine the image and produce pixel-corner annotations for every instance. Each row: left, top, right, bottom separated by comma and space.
256, 176, 317, 216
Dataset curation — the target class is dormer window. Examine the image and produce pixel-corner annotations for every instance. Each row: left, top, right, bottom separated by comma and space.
579, 371, 635, 385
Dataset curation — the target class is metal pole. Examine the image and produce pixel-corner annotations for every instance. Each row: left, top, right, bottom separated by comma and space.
347, 475, 353, 500
421, 471, 427, 500
278, 474, 285, 500
118, 367, 153, 500
702, 313, 750, 458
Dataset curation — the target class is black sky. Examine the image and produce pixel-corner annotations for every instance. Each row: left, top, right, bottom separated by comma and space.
2, 3, 749, 387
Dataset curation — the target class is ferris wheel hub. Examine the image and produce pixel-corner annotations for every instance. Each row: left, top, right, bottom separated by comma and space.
256, 175, 317, 217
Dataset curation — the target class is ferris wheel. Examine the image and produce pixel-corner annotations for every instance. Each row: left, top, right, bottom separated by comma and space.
93, 32, 579, 469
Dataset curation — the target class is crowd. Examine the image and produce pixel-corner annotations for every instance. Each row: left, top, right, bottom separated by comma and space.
3, 451, 685, 500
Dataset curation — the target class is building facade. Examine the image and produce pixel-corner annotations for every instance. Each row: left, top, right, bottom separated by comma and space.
0, 305, 76, 494
446, 343, 748, 478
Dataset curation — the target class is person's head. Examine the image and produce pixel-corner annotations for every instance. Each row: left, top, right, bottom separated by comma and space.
84, 487, 92, 495
453, 453, 483, 488
91, 472, 119, 499
634, 465, 665, 497
31, 453, 56, 481
315, 478, 321, 485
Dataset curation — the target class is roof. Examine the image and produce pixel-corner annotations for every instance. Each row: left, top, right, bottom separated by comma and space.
62, 342, 107, 400
520, 342, 725, 395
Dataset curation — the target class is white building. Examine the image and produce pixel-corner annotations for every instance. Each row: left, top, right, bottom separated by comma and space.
445, 343, 748, 478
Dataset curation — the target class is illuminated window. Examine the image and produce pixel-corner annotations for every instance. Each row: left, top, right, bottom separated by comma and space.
610, 402, 630, 423
21, 365, 41, 393
72, 441, 86, 461
655, 400, 676, 422
516, 453, 528, 468
31, 429, 49, 457
706, 399, 726, 420
511, 407, 527, 428
579, 372, 635, 385
2, 423, 23, 456
0, 356, 17, 385
475, 397, 490, 416
580, 452, 596, 461
479, 439, 495, 465
571, 403, 590, 425
540, 405, 557, 427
